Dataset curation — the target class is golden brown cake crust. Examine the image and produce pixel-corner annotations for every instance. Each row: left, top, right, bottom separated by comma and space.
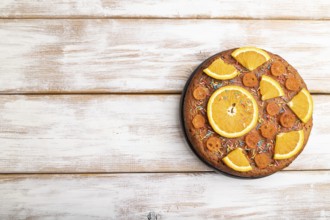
182, 48, 313, 178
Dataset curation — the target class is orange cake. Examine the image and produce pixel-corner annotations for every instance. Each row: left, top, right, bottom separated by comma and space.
181, 47, 313, 178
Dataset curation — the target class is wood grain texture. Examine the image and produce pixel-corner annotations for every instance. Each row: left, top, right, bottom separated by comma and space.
1, 0, 330, 19
1, 172, 329, 219
1, 1, 329, 218
0, 94, 328, 173
0, 19, 330, 94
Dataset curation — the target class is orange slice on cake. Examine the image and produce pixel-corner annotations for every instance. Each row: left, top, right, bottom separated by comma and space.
203, 58, 239, 80
259, 75, 284, 100
207, 85, 258, 138
231, 47, 270, 71
222, 148, 252, 172
274, 130, 304, 160
288, 88, 313, 123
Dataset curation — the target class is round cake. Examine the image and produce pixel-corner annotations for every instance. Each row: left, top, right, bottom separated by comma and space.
181, 47, 313, 178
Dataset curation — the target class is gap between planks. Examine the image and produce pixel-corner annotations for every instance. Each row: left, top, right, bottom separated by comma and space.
0, 171, 215, 176
0, 92, 183, 96
2, 17, 330, 21
0, 170, 328, 177
0, 92, 328, 95
1, 169, 329, 175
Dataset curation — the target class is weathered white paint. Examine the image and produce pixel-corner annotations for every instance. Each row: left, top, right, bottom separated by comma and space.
0, 20, 330, 93
0, 172, 329, 219
0, 1, 329, 219
0, 95, 327, 173
0, 0, 329, 19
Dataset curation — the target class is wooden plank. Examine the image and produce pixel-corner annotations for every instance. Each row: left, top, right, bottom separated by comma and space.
0, 0, 330, 19
0, 172, 329, 219
0, 20, 330, 94
0, 94, 328, 173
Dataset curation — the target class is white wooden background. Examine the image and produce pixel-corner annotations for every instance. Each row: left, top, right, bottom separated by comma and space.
0, 1, 330, 219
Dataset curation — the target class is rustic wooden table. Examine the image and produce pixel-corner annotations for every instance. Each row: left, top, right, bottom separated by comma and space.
0, 1, 330, 219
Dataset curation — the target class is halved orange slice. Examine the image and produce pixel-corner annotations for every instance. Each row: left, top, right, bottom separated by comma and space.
274, 130, 304, 160
231, 47, 270, 71
207, 85, 258, 138
288, 88, 313, 123
203, 58, 239, 80
259, 75, 284, 100
222, 148, 252, 172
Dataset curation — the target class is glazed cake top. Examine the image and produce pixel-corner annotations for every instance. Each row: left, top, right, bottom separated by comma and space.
182, 47, 313, 177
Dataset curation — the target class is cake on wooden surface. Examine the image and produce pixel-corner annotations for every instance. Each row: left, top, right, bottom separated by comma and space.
182, 47, 313, 178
